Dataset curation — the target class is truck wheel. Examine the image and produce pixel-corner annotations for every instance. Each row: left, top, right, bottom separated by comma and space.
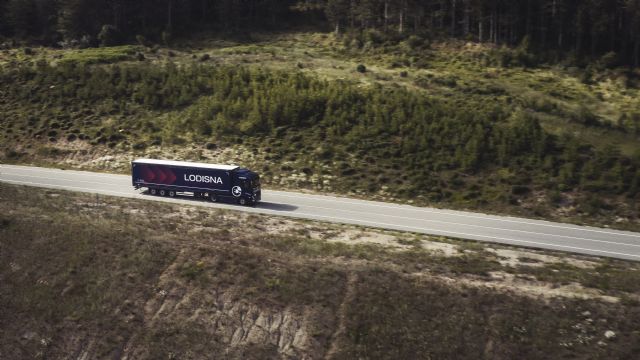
159, 189, 166, 196
209, 193, 217, 202
239, 197, 247, 206
150, 188, 157, 196
168, 190, 176, 197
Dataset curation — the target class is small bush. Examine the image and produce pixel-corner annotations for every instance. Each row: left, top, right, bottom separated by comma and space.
135, 35, 146, 46
5, 150, 20, 159
161, 31, 172, 46
132, 142, 146, 150
572, 104, 599, 126
356, 64, 367, 73
97, 25, 121, 47
511, 185, 531, 195
597, 52, 619, 70
405, 35, 424, 50
412, 58, 429, 69
363, 29, 385, 45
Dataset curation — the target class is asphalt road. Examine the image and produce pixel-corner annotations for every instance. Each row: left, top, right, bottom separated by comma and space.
2, 164, 640, 261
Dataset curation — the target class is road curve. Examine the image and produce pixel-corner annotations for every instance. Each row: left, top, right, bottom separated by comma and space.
2, 164, 640, 261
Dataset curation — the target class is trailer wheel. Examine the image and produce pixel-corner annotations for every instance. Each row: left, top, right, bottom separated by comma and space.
209, 193, 217, 202
168, 190, 176, 197
150, 188, 157, 196
159, 189, 166, 196
239, 197, 247, 206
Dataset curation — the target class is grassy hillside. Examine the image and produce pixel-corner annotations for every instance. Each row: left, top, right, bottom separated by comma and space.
1, 32, 640, 230
1, 183, 640, 358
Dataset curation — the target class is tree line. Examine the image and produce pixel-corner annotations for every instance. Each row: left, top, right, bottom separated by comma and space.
311, 0, 640, 67
1, 0, 639, 67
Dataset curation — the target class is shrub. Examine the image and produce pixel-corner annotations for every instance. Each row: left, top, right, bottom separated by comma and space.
597, 52, 619, 70
162, 31, 172, 46
356, 64, 367, 73
135, 35, 146, 46
363, 29, 385, 45
5, 150, 20, 159
579, 67, 594, 85
132, 142, 146, 150
97, 25, 121, 47
511, 185, 531, 195
412, 58, 429, 69
405, 35, 424, 50
572, 104, 599, 126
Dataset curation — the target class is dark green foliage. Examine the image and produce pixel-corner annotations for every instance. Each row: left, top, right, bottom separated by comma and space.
356, 64, 366, 73
97, 24, 120, 47
1, 61, 638, 205
0, 1, 639, 67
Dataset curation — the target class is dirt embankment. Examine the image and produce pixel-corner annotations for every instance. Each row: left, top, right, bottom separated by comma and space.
1, 184, 640, 359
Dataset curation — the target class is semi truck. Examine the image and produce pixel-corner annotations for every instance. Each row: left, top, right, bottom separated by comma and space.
131, 158, 261, 206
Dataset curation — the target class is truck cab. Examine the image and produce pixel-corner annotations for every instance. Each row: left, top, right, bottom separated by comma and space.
235, 168, 261, 205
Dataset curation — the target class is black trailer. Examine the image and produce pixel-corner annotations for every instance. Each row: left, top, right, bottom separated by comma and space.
131, 159, 261, 206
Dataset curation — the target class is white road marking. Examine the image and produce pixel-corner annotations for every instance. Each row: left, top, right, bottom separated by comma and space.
2, 164, 640, 261
3, 170, 639, 247
1, 172, 127, 187
0, 178, 136, 197
291, 202, 640, 248
282, 212, 640, 259
3, 164, 639, 239
271, 191, 640, 238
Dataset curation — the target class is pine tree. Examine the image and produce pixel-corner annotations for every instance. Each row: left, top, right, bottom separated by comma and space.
6, 0, 38, 37
325, 0, 349, 34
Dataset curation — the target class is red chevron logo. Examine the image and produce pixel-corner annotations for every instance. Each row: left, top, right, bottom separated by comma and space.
155, 166, 167, 183
166, 168, 176, 184
142, 165, 155, 182
140, 165, 177, 185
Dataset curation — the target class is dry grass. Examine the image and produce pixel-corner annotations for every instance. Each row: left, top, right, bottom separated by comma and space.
1, 183, 640, 358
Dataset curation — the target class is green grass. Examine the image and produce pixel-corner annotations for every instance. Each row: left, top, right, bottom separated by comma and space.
1, 32, 640, 232
57, 45, 140, 65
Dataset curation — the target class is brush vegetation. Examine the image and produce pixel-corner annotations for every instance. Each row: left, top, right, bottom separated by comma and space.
1, 34, 640, 229
1, 184, 640, 358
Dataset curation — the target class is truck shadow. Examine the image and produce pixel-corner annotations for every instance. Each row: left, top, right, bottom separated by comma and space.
142, 191, 298, 211
256, 202, 298, 212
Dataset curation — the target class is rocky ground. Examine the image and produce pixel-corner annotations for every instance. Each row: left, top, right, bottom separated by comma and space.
1, 183, 639, 359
